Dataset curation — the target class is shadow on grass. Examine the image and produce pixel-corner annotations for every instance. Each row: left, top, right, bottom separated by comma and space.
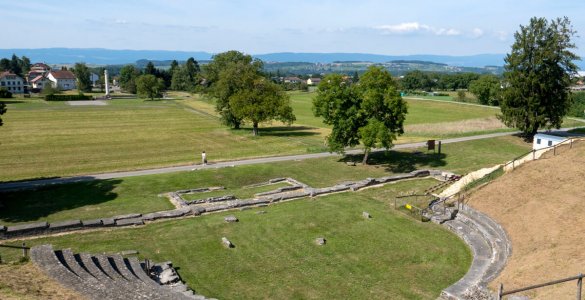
340, 150, 447, 173
0, 179, 121, 224
0, 100, 26, 104
235, 126, 320, 137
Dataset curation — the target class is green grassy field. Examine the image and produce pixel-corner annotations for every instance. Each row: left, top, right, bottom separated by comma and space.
0, 135, 531, 226
0, 92, 548, 181
3, 180, 471, 299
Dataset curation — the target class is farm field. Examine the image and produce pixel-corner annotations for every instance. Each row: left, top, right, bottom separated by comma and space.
1, 180, 472, 299
0, 91, 563, 181
0, 135, 531, 226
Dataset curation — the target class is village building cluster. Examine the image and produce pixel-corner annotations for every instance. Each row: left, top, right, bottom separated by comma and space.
0, 63, 79, 94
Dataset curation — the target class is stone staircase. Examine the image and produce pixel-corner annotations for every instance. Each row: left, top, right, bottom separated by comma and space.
438, 205, 511, 299
30, 244, 213, 300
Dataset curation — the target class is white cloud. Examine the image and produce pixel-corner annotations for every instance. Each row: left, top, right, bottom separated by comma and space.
471, 28, 484, 38
374, 22, 461, 36
493, 30, 508, 41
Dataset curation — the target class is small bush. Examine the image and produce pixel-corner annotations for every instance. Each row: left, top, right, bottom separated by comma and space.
0, 88, 12, 98
45, 94, 93, 101
456, 90, 466, 102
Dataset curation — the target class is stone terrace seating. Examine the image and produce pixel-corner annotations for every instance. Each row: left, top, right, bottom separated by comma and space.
439, 205, 511, 299
31, 244, 211, 300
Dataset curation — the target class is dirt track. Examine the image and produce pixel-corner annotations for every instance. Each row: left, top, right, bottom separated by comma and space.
468, 141, 585, 299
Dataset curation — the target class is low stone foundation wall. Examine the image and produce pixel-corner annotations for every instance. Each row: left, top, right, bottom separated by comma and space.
0, 169, 446, 240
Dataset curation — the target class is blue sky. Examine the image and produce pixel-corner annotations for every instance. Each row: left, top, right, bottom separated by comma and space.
2, 0, 585, 56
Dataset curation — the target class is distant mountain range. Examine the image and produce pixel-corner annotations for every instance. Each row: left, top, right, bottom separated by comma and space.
0, 48, 508, 68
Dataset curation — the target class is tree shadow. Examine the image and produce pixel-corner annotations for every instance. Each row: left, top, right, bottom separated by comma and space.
0, 100, 26, 104
235, 126, 320, 137
339, 150, 447, 173
0, 179, 121, 224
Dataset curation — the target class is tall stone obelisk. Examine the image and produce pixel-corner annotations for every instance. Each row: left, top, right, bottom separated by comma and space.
104, 70, 110, 97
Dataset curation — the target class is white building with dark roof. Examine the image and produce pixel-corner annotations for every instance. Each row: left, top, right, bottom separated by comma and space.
47, 70, 77, 90
0, 71, 25, 94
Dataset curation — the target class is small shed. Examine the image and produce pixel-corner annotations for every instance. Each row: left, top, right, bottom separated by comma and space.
533, 133, 566, 150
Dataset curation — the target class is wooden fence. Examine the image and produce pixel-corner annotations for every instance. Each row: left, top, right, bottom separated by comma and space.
498, 273, 584, 299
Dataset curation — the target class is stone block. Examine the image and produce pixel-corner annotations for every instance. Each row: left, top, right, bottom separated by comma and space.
81, 219, 103, 227
141, 212, 161, 221
315, 237, 326, 245
0, 225, 6, 232
362, 212, 371, 219
278, 186, 301, 192
101, 218, 115, 226
115, 218, 144, 226
346, 161, 356, 166
410, 170, 430, 177
112, 213, 142, 221
207, 195, 236, 203
224, 215, 238, 223
191, 207, 206, 216
119, 250, 139, 255
222, 237, 234, 248
330, 185, 350, 192
6, 222, 48, 236
206, 205, 230, 212
49, 220, 82, 232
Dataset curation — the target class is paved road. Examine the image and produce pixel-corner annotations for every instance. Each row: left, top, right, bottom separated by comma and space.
0, 131, 519, 192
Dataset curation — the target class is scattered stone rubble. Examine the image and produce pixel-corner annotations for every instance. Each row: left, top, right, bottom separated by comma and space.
221, 237, 234, 248
315, 237, 326, 245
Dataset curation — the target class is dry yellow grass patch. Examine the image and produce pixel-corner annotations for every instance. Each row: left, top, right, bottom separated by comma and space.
0, 262, 85, 300
468, 142, 585, 299
405, 117, 507, 135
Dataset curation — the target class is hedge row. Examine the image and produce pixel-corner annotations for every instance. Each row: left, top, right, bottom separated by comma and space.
45, 94, 93, 101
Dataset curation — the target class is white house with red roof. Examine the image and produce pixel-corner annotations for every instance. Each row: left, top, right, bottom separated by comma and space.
47, 70, 76, 90
27, 62, 51, 83
30, 75, 51, 89
0, 71, 25, 94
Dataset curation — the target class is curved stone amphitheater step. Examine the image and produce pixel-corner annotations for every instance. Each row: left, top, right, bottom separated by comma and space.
31, 244, 210, 300
440, 206, 511, 299
457, 206, 511, 284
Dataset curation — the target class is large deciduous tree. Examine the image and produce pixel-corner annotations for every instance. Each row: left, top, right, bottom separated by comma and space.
469, 75, 501, 106
170, 58, 200, 92
230, 78, 295, 136
203, 51, 263, 129
136, 74, 165, 100
119, 65, 141, 94
313, 66, 408, 164
73, 62, 92, 92
499, 17, 580, 140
